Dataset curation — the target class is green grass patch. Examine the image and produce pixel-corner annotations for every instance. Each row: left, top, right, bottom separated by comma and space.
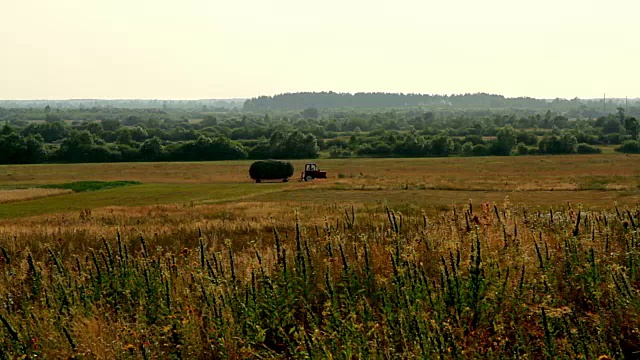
38, 180, 142, 192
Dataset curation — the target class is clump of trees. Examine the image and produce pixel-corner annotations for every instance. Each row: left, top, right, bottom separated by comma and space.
0, 132, 46, 164
249, 131, 319, 159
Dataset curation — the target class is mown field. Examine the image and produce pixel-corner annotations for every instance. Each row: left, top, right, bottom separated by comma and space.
0, 154, 639, 358
0, 154, 638, 219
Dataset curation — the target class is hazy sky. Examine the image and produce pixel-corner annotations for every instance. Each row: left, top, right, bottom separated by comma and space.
2, 0, 639, 100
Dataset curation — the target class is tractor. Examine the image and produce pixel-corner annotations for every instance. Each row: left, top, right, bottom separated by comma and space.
300, 163, 327, 182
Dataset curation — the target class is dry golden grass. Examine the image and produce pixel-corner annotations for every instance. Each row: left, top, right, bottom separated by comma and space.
0, 154, 638, 220
0, 198, 637, 357
1, 154, 638, 191
3, 156, 640, 357
0, 155, 638, 358
0, 188, 72, 204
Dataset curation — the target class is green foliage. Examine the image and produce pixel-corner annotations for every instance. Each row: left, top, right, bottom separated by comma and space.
624, 117, 638, 139
0, 133, 46, 164
139, 137, 164, 161
22, 121, 68, 142
538, 131, 578, 154
395, 133, 427, 157
259, 130, 320, 159
1, 99, 637, 164
461, 141, 474, 156
55, 130, 117, 163
242, 91, 611, 111
615, 140, 640, 153
248, 160, 295, 181
301, 107, 319, 119
603, 118, 622, 134
428, 132, 454, 156
491, 125, 517, 155
101, 118, 121, 132
472, 143, 488, 156
576, 143, 602, 154
516, 142, 529, 155
516, 130, 538, 146
167, 135, 247, 161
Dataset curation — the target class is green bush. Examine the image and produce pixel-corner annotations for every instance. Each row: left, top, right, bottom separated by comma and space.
472, 144, 488, 156
576, 143, 602, 154
516, 142, 529, 155
615, 140, 640, 154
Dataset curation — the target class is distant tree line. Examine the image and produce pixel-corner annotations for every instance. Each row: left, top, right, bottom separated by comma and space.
0, 105, 638, 165
243, 91, 640, 115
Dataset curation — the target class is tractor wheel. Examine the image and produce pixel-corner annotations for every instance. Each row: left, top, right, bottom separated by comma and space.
282, 178, 288, 183
305, 175, 313, 182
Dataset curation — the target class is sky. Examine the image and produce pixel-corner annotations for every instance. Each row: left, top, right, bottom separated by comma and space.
1, 0, 639, 100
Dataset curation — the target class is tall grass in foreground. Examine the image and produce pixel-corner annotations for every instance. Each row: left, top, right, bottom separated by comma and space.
0, 203, 638, 358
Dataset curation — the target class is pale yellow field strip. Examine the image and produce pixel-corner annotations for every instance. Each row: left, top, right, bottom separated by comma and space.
0, 188, 73, 204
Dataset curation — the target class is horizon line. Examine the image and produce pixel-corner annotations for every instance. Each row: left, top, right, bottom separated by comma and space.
0, 91, 638, 102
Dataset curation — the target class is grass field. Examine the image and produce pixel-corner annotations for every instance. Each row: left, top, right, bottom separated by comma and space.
0, 154, 638, 219
0, 154, 639, 358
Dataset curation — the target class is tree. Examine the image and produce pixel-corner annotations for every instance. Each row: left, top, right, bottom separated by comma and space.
23, 134, 46, 163
56, 130, 110, 163
268, 130, 319, 159
624, 117, 638, 139
45, 113, 62, 123
22, 122, 68, 142
248, 138, 273, 159
86, 122, 103, 136
428, 133, 454, 156
301, 107, 319, 119
491, 125, 517, 155
115, 128, 133, 145
0, 133, 45, 164
538, 131, 577, 154
1, 122, 13, 135
603, 118, 622, 134
462, 142, 474, 156
130, 126, 149, 142
139, 137, 164, 161
201, 115, 218, 127
516, 142, 529, 155
0, 133, 26, 163
167, 135, 247, 161
615, 140, 640, 154
324, 121, 339, 132
395, 133, 427, 157
101, 119, 121, 132
617, 107, 626, 126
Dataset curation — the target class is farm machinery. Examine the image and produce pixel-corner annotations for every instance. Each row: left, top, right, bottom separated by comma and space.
249, 160, 327, 183
299, 163, 327, 182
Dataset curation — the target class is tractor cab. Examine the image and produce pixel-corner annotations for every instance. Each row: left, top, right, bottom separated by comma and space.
301, 163, 327, 182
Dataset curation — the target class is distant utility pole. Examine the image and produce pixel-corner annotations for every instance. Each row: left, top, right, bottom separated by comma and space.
626, 96, 628, 112
603, 93, 606, 113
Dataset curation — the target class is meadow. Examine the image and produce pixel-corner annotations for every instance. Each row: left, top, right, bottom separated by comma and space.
0, 154, 638, 358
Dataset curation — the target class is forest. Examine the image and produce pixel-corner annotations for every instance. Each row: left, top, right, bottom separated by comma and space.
0, 93, 639, 165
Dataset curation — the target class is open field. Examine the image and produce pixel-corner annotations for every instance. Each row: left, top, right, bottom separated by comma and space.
0, 154, 638, 219
0, 154, 639, 358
